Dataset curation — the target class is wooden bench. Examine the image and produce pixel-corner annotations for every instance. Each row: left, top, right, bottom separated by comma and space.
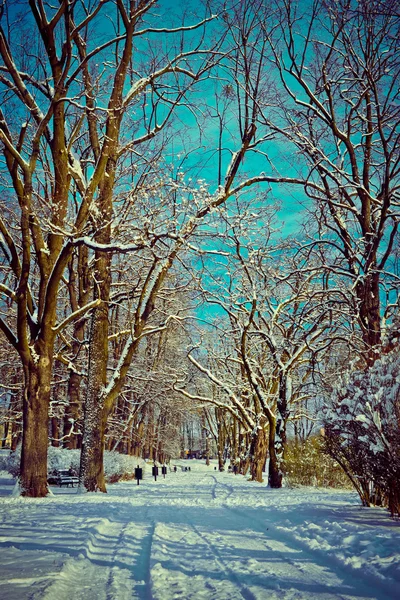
59, 476, 79, 487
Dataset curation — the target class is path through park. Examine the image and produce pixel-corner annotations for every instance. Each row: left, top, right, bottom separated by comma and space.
0, 461, 399, 599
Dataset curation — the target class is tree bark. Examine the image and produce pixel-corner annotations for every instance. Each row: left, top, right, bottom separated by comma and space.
356, 271, 381, 359
249, 425, 268, 483
79, 300, 109, 493
11, 420, 20, 452
64, 370, 82, 449
80, 407, 108, 493
51, 417, 59, 448
268, 415, 282, 488
20, 357, 52, 497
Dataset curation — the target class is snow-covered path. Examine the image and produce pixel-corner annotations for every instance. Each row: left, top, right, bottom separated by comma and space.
0, 463, 399, 599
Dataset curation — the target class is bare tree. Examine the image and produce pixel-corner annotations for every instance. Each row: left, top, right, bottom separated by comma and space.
259, 0, 400, 360
0, 0, 218, 495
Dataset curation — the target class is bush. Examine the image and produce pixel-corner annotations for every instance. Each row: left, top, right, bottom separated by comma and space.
3, 445, 146, 483
323, 350, 400, 516
284, 435, 351, 488
3, 445, 21, 477
103, 452, 146, 482
48, 446, 80, 473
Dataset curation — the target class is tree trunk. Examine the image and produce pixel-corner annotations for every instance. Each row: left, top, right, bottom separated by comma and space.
51, 417, 59, 447
268, 415, 282, 488
80, 407, 107, 493
249, 425, 268, 483
356, 271, 381, 360
64, 247, 90, 450
79, 295, 110, 493
205, 434, 210, 465
64, 370, 82, 449
276, 372, 290, 473
20, 359, 52, 497
11, 420, 20, 451
239, 431, 250, 475
1, 422, 8, 448
134, 419, 145, 457
216, 410, 226, 471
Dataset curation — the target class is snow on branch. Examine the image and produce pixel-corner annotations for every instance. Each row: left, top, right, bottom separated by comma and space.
73, 236, 147, 253
187, 352, 255, 429
0, 283, 16, 302
134, 13, 217, 37
173, 382, 247, 426
52, 299, 102, 335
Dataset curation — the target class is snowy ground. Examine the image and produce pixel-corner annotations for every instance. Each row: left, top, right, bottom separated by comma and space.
0, 461, 399, 600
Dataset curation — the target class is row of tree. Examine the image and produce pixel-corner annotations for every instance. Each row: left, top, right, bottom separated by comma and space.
0, 0, 399, 505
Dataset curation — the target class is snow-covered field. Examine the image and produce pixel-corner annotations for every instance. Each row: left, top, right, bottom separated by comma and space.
0, 460, 399, 599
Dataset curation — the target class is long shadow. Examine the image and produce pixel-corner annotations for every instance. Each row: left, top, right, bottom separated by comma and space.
223, 505, 398, 600
0, 484, 398, 600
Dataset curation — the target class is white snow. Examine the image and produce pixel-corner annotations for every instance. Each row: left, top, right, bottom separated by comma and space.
0, 461, 399, 599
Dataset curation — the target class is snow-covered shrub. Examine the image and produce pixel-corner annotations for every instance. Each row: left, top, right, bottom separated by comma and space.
5, 445, 146, 483
4, 444, 21, 477
48, 446, 80, 473
5, 445, 81, 478
323, 350, 400, 516
0, 450, 9, 472
103, 452, 146, 483
284, 435, 350, 488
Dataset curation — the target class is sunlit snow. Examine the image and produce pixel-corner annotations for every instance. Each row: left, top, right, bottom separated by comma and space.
0, 461, 399, 599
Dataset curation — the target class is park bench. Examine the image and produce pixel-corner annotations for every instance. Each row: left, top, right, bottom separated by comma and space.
48, 469, 79, 488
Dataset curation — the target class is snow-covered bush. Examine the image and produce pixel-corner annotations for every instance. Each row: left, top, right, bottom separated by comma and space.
4, 446, 146, 483
0, 449, 10, 472
48, 446, 80, 473
3, 445, 21, 477
103, 452, 146, 482
6, 445, 81, 478
323, 350, 400, 516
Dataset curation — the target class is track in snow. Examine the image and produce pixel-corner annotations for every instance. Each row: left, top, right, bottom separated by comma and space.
0, 468, 399, 600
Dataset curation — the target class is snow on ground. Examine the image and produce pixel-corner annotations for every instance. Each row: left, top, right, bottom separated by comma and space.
0, 460, 399, 599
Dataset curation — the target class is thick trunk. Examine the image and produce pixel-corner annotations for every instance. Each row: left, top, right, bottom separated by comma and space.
20, 359, 52, 497
249, 426, 268, 483
356, 271, 381, 359
79, 300, 109, 492
80, 407, 107, 492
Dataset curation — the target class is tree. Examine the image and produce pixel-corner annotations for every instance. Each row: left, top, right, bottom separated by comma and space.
0, 0, 218, 495
260, 0, 400, 360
